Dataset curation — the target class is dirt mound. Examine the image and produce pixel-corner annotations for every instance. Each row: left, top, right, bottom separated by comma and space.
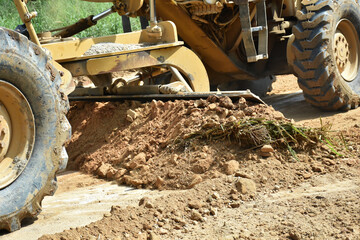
66, 96, 332, 190
38, 76, 360, 240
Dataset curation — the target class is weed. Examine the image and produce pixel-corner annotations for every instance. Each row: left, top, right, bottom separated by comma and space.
182, 118, 337, 158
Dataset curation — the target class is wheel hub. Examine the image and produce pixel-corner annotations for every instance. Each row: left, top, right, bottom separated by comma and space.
334, 32, 350, 70
333, 19, 360, 82
0, 80, 35, 189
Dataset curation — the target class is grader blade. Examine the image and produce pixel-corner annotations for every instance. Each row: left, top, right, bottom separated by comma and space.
68, 90, 265, 104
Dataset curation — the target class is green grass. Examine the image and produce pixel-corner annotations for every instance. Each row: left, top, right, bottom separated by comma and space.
0, 0, 142, 38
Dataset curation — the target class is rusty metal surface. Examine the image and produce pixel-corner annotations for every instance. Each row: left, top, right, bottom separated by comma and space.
0, 80, 35, 190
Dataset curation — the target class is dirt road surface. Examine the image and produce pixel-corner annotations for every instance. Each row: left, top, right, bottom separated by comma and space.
1, 75, 359, 240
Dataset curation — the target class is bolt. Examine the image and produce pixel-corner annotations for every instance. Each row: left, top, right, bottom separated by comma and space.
0, 128, 5, 137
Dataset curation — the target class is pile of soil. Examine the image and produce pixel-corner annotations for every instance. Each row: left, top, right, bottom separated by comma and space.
65, 96, 324, 190
39, 80, 360, 239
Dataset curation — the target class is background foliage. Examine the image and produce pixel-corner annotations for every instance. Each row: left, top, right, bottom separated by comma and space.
0, 0, 141, 38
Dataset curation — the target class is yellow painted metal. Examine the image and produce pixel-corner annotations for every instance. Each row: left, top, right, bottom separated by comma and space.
63, 46, 210, 92
42, 21, 178, 62
0, 104, 11, 162
13, 0, 40, 45
333, 19, 360, 82
0, 80, 35, 189
51, 61, 76, 95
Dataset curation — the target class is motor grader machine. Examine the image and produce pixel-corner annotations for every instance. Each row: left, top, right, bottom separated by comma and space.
1, 0, 360, 232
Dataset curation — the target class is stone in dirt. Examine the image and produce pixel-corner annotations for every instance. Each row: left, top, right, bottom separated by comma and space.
188, 200, 204, 209
234, 171, 252, 179
224, 160, 240, 175
261, 145, 275, 153
235, 178, 256, 195
155, 176, 164, 189
126, 109, 139, 122
96, 163, 115, 178
312, 164, 323, 173
188, 175, 203, 188
190, 209, 203, 221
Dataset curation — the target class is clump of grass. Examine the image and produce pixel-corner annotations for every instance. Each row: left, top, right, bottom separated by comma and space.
183, 118, 339, 159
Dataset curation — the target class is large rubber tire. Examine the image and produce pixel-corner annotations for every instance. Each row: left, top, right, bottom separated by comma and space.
292, 0, 360, 110
0, 28, 71, 232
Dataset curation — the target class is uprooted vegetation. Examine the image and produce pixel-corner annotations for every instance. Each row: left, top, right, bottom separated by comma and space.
66, 96, 347, 190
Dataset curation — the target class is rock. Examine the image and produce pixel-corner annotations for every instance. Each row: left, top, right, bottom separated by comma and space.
230, 194, 239, 200
133, 152, 147, 164
302, 172, 312, 179
210, 207, 217, 216
261, 145, 274, 153
188, 175, 203, 188
219, 96, 234, 109
158, 228, 168, 235
143, 223, 153, 230
322, 158, 336, 166
155, 176, 164, 189
172, 217, 186, 226
273, 185, 281, 191
228, 115, 237, 122
311, 164, 323, 173
192, 159, 211, 174
96, 163, 113, 178
128, 152, 147, 169
188, 200, 203, 209
216, 107, 229, 119
190, 209, 203, 221
126, 115, 134, 122
208, 103, 217, 110
194, 99, 206, 108
149, 232, 160, 240
126, 109, 138, 122
224, 160, 240, 175
114, 168, 127, 179
139, 197, 150, 206
230, 202, 240, 208
234, 171, 252, 179
105, 167, 117, 179
289, 230, 301, 240
235, 178, 256, 195
128, 178, 143, 187
170, 154, 178, 165
211, 192, 220, 199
